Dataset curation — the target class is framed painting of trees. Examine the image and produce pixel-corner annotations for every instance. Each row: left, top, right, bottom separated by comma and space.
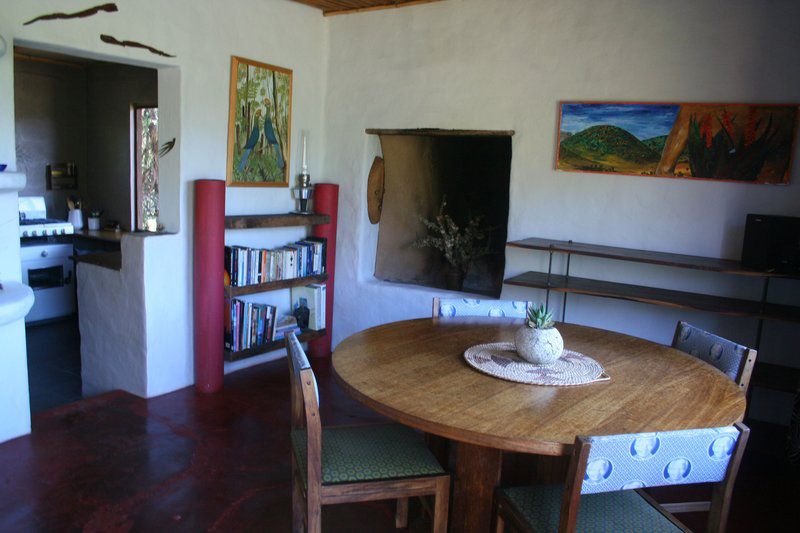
226, 56, 292, 187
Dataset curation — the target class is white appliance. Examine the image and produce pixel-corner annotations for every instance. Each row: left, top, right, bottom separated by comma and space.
18, 196, 74, 237
18, 196, 76, 322
21, 243, 75, 323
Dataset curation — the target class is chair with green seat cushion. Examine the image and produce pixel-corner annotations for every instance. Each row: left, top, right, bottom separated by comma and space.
286, 332, 450, 533
493, 424, 749, 533
502, 485, 680, 532
291, 424, 446, 485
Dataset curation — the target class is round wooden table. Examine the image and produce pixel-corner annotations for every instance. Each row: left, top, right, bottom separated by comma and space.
332, 317, 746, 533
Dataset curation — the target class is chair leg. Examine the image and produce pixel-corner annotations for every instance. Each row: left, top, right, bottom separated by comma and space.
494, 514, 506, 533
492, 494, 505, 533
396, 497, 409, 528
291, 457, 304, 533
292, 479, 304, 532
307, 502, 321, 533
432, 476, 450, 533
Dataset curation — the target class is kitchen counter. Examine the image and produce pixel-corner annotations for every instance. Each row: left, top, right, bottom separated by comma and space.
74, 229, 125, 243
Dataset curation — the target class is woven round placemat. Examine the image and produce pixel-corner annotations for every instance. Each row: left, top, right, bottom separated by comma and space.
463, 342, 609, 386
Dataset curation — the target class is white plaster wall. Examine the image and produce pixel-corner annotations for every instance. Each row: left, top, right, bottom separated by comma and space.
0, 174, 31, 443
78, 237, 147, 397
322, 0, 800, 423
0, 0, 328, 401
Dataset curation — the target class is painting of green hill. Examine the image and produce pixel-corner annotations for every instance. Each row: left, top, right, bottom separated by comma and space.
642, 135, 668, 154
559, 125, 660, 173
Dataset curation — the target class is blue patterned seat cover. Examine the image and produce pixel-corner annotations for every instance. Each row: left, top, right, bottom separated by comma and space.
436, 298, 531, 318
672, 322, 748, 382
581, 426, 740, 494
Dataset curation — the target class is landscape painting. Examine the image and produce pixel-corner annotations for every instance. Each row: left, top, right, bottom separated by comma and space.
226, 56, 292, 187
557, 102, 798, 184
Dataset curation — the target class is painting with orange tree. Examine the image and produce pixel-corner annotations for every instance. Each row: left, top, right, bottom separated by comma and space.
556, 102, 798, 184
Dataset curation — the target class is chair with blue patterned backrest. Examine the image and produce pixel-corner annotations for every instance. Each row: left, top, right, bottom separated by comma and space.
492, 423, 749, 533
671, 321, 757, 393
286, 332, 450, 533
432, 297, 532, 319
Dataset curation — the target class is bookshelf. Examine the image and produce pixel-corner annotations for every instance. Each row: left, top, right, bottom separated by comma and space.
224, 212, 329, 362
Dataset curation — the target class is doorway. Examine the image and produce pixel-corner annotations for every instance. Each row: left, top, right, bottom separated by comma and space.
14, 45, 158, 412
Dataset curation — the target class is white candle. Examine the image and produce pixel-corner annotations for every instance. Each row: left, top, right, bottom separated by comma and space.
301, 133, 308, 172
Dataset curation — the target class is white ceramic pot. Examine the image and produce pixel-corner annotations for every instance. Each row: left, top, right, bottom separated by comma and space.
514, 325, 564, 365
68, 208, 83, 230
87, 217, 100, 231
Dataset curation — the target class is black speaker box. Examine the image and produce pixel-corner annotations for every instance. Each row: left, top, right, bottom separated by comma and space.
741, 214, 800, 273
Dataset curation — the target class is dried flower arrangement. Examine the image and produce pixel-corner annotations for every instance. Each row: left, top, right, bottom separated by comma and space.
413, 196, 489, 289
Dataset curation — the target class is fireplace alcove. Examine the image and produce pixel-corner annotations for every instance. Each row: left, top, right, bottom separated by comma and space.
369, 129, 513, 297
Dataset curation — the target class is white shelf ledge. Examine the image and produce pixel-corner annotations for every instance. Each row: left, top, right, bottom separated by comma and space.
0, 281, 34, 326
0, 172, 26, 193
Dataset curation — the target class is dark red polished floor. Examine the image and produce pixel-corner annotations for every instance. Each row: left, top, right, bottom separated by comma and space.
0, 357, 796, 531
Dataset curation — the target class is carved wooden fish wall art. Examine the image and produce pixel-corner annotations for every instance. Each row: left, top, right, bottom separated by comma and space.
24, 3, 118, 25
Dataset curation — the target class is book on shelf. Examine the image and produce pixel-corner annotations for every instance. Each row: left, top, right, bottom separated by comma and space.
291, 283, 326, 331
274, 315, 301, 340
224, 297, 278, 353
224, 237, 327, 288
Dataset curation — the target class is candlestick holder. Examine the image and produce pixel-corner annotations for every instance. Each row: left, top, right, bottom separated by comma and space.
292, 171, 314, 214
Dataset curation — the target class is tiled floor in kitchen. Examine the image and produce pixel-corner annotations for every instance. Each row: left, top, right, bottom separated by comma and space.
25, 316, 82, 413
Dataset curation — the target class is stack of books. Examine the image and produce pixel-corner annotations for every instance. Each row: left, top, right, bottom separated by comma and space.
291, 283, 326, 331
224, 237, 326, 287
224, 299, 277, 352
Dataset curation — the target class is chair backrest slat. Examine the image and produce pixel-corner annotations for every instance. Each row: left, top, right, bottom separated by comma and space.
432, 297, 531, 319
579, 426, 743, 495
672, 321, 757, 392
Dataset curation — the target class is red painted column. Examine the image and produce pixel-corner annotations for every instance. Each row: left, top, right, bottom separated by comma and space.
193, 179, 225, 393
308, 183, 339, 358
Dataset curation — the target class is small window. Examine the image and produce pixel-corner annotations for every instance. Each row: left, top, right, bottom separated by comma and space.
134, 106, 159, 231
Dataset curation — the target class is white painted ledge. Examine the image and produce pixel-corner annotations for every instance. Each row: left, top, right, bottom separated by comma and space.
0, 281, 34, 326
0, 172, 26, 192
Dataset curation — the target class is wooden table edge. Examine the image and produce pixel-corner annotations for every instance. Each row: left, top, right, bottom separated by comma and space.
331, 364, 571, 456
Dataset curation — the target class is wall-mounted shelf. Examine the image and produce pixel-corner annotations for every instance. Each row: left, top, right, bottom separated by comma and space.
505, 236, 800, 396
505, 271, 800, 323
507, 237, 800, 279
225, 213, 330, 229
225, 273, 328, 298
225, 329, 326, 362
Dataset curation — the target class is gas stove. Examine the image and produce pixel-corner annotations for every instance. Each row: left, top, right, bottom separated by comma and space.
18, 197, 74, 238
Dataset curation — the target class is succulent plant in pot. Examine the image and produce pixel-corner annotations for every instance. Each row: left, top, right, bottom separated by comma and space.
514, 304, 564, 365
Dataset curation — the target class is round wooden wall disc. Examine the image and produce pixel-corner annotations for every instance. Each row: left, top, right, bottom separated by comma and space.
367, 156, 385, 224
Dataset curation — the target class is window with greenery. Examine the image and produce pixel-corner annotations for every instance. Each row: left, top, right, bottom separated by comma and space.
134, 106, 159, 231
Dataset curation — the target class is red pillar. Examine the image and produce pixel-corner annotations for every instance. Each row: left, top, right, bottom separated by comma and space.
308, 183, 339, 358
193, 179, 225, 393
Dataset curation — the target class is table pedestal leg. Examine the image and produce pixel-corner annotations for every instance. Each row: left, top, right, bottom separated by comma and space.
451, 442, 503, 533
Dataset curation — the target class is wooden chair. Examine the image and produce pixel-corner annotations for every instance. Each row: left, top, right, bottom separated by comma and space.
671, 321, 757, 393
286, 332, 450, 532
492, 423, 749, 533
432, 297, 532, 318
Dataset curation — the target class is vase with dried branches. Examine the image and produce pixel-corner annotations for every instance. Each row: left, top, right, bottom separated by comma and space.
413, 196, 489, 291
